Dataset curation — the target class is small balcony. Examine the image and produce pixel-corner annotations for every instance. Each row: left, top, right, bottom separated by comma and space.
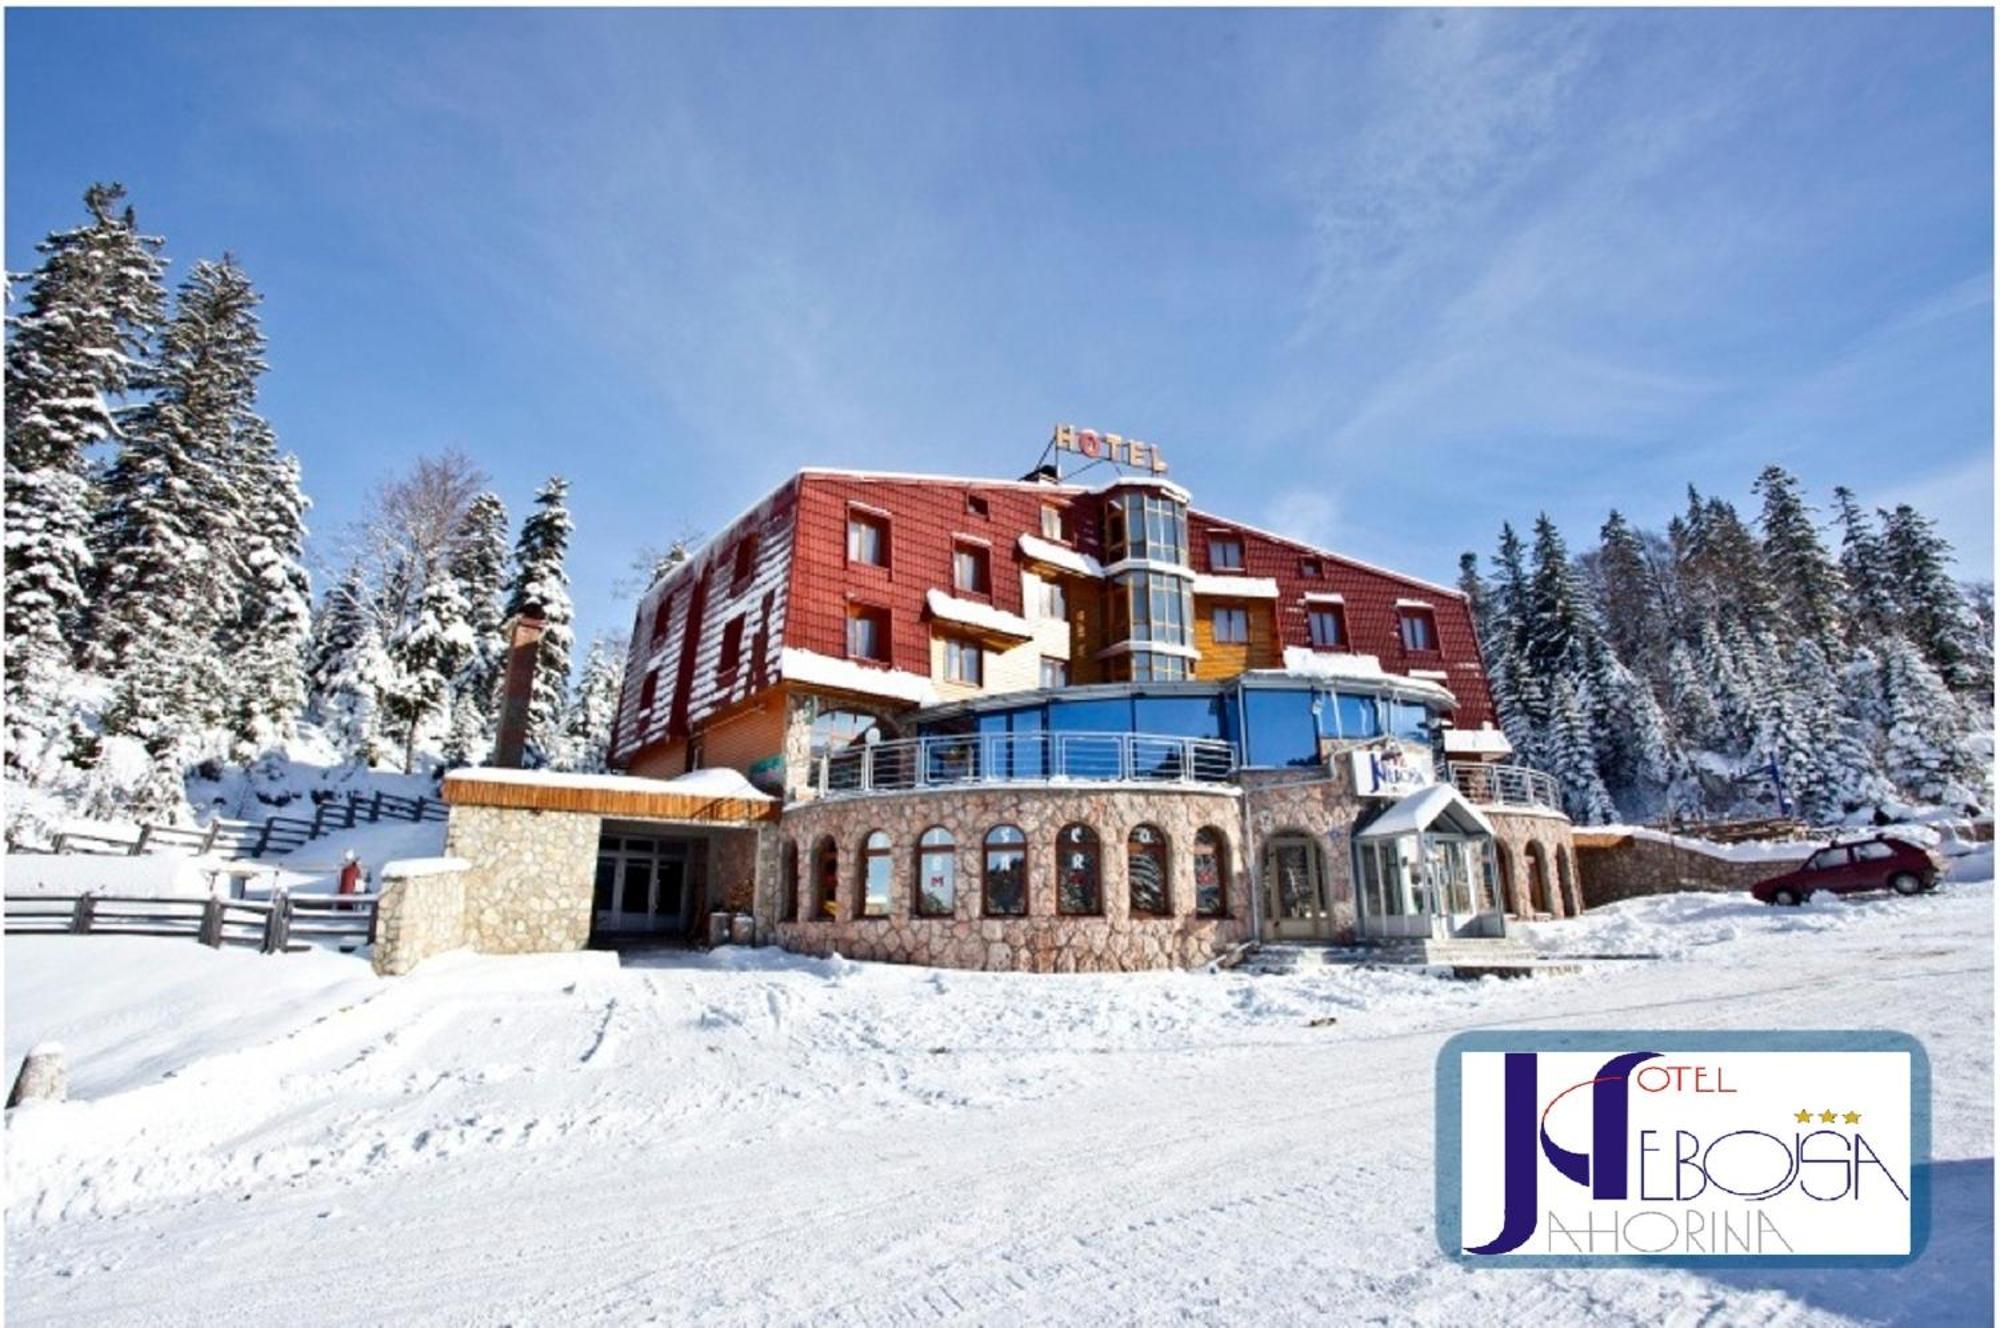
1444, 761, 1565, 814
812, 732, 1239, 799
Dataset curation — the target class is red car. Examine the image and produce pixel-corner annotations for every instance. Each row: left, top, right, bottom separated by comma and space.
1751, 836, 1946, 906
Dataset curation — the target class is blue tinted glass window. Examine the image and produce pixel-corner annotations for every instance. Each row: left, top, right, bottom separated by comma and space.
1334, 692, 1380, 739
1244, 689, 1320, 768
1048, 697, 1135, 733
1133, 695, 1224, 741
1390, 701, 1431, 744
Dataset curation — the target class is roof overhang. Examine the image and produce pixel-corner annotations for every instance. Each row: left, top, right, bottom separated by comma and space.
1355, 784, 1497, 841
443, 770, 778, 825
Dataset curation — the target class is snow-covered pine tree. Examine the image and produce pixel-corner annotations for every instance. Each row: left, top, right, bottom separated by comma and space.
1456, 552, 1489, 639
1781, 639, 1891, 822
502, 477, 575, 767
1877, 636, 1984, 811
385, 571, 475, 772
91, 258, 275, 783
4, 183, 167, 771
559, 637, 626, 773
307, 566, 394, 767
1880, 504, 1985, 696
1753, 465, 1845, 653
1547, 674, 1618, 824
226, 433, 312, 755
1593, 510, 1674, 688
1665, 639, 1722, 757
445, 492, 510, 762
1830, 486, 1898, 642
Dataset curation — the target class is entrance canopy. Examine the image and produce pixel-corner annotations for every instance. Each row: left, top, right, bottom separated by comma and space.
443, 767, 778, 825
1354, 783, 1495, 841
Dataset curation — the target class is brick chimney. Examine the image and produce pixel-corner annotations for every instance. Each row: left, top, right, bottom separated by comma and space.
492, 611, 546, 768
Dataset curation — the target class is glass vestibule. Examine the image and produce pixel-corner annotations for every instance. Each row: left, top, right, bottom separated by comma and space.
594, 833, 695, 937
1354, 833, 1494, 940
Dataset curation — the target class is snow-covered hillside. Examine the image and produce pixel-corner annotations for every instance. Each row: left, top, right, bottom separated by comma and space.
5, 879, 1991, 1325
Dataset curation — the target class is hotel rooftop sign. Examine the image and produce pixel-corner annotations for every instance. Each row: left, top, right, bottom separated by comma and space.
1051, 423, 1170, 477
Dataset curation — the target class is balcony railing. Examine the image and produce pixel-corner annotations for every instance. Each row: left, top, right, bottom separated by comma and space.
1445, 761, 1565, 813
814, 732, 1238, 799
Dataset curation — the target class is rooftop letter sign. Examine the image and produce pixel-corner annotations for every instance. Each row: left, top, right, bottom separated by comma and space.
1052, 423, 1170, 476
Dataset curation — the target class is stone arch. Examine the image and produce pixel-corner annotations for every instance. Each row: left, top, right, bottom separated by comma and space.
1558, 846, 1583, 916
1524, 841, 1552, 916
1492, 840, 1518, 916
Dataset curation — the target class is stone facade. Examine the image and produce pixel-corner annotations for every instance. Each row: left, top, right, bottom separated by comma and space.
443, 804, 601, 955
772, 786, 1251, 971
372, 861, 469, 976
1239, 771, 1364, 942
1575, 832, 1810, 907
1485, 808, 1582, 919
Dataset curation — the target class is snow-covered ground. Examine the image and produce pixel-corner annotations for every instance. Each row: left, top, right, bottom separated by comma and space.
4, 882, 1991, 1325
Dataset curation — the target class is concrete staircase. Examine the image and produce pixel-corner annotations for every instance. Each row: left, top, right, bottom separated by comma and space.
1249, 935, 1578, 979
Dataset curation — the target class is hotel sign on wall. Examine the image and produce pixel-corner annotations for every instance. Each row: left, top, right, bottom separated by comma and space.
1052, 423, 1170, 475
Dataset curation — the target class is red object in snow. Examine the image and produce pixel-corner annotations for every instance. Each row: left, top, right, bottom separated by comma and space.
338, 860, 363, 895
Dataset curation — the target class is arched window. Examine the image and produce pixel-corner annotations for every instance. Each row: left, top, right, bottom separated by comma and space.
780, 840, 799, 922
916, 827, 956, 918
1056, 824, 1101, 915
858, 830, 892, 918
1127, 824, 1170, 916
1192, 827, 1229, 918
983, 825, 1027, 917
813, 837, 839, 920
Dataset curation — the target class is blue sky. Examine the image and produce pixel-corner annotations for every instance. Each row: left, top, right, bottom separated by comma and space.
8, 8, 1992, 648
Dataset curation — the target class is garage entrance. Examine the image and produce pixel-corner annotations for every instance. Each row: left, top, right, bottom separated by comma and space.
593, 826, 703, 940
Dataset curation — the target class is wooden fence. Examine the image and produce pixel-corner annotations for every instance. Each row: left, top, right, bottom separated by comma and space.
24, 789, 447, 861
4, 889, 379, 954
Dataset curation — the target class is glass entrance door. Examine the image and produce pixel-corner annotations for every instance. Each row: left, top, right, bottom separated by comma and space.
1264, 835, 1330, 940
594, 836, 692, 936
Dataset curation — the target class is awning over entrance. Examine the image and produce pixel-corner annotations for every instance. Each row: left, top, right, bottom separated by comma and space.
1354, 783, 1496, 841
443, 767, 778, 825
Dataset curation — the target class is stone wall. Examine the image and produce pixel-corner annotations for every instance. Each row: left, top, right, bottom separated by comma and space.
711, 825, 768, 915
1485, 808, 1582, 919
442, 804, 600, 954
773, 786, 1250, 971
1238, 771, 1363, 941
372, 860, 469, 976
1575, 832, 1810, 907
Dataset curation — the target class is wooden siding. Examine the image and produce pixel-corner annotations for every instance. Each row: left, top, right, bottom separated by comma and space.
1192, 597, 1278, 679
442, 774, 777, 825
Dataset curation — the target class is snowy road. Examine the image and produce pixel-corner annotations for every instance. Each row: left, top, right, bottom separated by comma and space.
5, 883, 1992, 1326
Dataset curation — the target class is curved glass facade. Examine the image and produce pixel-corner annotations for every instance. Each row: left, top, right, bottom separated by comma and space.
1103, 487, 1188, 565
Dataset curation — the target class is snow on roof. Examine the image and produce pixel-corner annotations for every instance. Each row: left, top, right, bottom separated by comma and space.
779, 647, 937, 707
1190, 574, 1280, 600
1271, 648, 1458, 705
924, 589, 1033, 639
1303, 592, 1346, 605
1393, 598, 1435, 610
1442, 727, 1514, 756
1185, 507, 1468, 601
1355, 784, 1496, 840
1017, 533, 1104, 579
1086, 474, 1194, 503
448, 766, 774, 802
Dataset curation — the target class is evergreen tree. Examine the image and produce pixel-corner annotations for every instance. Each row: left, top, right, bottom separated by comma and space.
446, 492, 510, 757
227, 441, 313, 754
1877, 637, 1983, 809
1753, 466, 1845, 652
559, 637, 626, 773
1880, 504, 1984, 695
1547, 675, 1617, 824
1594, 510, 1673, 686
385, 571, 475, 772
308, 567, 393, 767
502, 476, 575, 767
4, 183, 167, 766
1831, 486, 1898, 641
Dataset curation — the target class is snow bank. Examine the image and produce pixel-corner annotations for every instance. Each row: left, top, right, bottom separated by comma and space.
379, 857, 470, 880
1, 853, 269, 899
1595, 823, 1815, 863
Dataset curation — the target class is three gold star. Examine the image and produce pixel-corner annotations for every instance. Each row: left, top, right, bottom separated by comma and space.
1793, 1108, 1863, 1125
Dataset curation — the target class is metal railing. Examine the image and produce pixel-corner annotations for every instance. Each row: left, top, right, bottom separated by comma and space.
1445, 761, 1565, 812
815, 732, 1238, 798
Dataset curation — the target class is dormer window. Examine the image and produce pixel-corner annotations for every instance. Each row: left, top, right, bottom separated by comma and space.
1299, 556, 1323, 578
1208, 535, 1244, 572
731, 535, 758, 590
847, 509, 890, 567
952, 540, 991, 596
1040, 503, 1067, 542
1398, 606, 1439, 652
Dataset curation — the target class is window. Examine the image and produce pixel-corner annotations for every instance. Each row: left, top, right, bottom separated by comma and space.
650, 596, 673, 643
847, 510, 890, 566
916, 828, 956, 917
1807, 847, 1851, 872
1332, 691, 1381, 739
1040, 504, 1067, 542
1039, 657, 1069, 689
813, 837, 839, 919
1299, 557, 1323, 579
1032, 575, 1067, 621
1193, 828, 1228, 918
1398, 607, 1438, 652
1110, 571, 1193, 648
952, 541, 991, 595
847, 604, 890, 662
942, 636, 983, 685
983, 825, 1027, 916
1852, 840, 1896, 862
717, 616, 745, 677
1122, 651, 1190, 682
1104, 489, 1188, 565
858, 831, 891, 918
1208, 536, 1244, 571
1390, 700, 1430, 744
1127, 825, 1170, 916
1056, 824, 1102, 915
966, 494, 989, 518
780, 841, 799, 922
637, 670, 659, 713
1212, 605, 1249, 644
731, 535, 759, 589
1308, 606, 1346, 649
